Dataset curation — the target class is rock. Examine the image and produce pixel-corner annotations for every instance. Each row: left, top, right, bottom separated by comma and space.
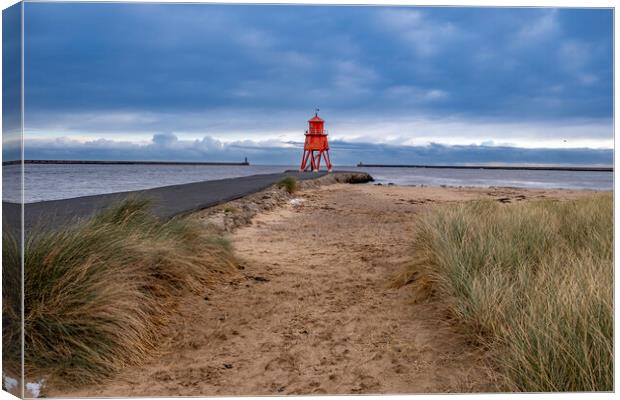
193, 171, 375, 233
243, 203, 259, 213
204, 214, 226, 230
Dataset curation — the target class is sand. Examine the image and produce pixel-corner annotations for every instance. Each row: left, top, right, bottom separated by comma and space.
49, 183, 595, 397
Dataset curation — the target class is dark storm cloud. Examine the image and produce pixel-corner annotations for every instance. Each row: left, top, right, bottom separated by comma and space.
3, 2, 22, 161
24, 4, 612, 119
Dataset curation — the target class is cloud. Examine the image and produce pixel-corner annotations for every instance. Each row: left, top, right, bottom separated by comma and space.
331, 140, 612, 166
515, 9, 559, 43
2, 3, 22, 162
557, 39, 602, 86
23, 5, 612, 121
152, 132, 179, 146
235, 28, 277, 49
18, 133, 613, 167
17, 4, 613, 159
331, 60, 379, 95
20, 134, 297, 164
559, 40, 590, 69
384, 85, 449, 103
22, 109, 613, 152
378, 9, 459, 56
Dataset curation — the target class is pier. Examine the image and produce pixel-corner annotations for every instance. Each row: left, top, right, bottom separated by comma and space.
356, 163, 613, 172
3, 171, 372, 232
2, 159, 251, 166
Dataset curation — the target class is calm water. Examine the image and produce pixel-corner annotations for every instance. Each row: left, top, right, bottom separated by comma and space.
2, 164, 613, 203
358, 166, 614, 191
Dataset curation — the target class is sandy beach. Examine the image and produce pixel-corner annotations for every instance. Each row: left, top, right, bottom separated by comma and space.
43, 181, 599, 397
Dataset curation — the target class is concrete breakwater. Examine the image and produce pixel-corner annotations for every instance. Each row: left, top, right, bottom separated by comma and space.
3, 170, 373, 232
2, 159, 250, 166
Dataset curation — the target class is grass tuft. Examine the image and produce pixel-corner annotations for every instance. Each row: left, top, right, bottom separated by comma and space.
223, 205, 238, 213
3, 198, 236, 386
277, 176, 298, 194
399, 194, 613, 392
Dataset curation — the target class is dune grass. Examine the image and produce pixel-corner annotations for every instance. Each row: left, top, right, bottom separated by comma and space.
276, 176, 298, 194
2, 198, 236, 386
399, 194, 613, 392
2, 224, 22, 380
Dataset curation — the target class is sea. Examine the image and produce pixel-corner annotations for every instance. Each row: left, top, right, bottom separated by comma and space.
1, 164, 613, 203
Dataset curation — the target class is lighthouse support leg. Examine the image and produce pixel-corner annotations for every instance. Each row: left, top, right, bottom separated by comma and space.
323, 150, 332, 172
308, 150, 315, 171
313, 151, 322, 172
300, 150, 311, 171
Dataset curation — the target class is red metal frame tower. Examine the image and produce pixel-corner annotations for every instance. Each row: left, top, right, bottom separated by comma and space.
300, 110, 332, 172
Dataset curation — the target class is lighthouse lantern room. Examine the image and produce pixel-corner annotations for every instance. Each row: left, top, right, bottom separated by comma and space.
299, 109, 333, 172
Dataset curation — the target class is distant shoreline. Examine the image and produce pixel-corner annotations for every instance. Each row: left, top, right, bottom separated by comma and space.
2, 159, 250, 166
357, 163, 613, 172
3, 160, 612, 172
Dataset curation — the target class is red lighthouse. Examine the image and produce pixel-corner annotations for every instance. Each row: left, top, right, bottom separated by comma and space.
300, 109, 333, 172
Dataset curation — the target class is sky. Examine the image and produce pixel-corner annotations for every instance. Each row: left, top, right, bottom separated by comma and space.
7, 3, 615, 164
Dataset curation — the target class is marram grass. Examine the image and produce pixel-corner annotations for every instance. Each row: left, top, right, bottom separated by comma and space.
399, 194, 613, 392
2, 198, 236, 386
276, 176, 298, 194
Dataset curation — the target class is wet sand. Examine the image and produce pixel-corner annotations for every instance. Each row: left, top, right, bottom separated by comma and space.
49, 183, 596, 397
